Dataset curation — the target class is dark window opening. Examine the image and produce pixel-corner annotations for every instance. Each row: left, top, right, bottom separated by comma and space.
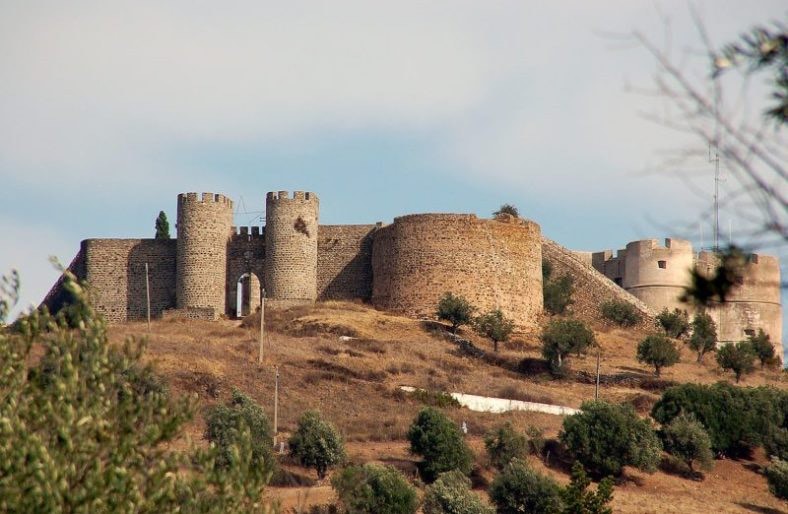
744, 329, 755, 337
658, 260, 667, 269
614, 278, 623, 287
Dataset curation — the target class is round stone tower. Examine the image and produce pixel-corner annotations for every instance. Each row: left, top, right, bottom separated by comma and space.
176, 192, 234, 318
622, 238, 695, 313
264, 191, 319, 304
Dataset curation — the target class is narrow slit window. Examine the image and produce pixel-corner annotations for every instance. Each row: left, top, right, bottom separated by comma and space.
658, 260, 667, 269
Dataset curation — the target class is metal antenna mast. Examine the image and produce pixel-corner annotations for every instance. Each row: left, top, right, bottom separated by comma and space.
709, 143, 720, 251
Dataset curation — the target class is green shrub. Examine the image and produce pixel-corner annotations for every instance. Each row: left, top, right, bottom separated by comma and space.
636, 334, 680, 376
409, 389, 461, 409
560, 461, 614, 514
155, 210, 170, 239
484, 422, 528, 470
0, 270, 272, 512
493, 204, 519, 217
540, 318, 596, 374
765, 458, 788, 500
526, 425, 546, 458
764, 425, 788, 460
436, 293, 476, 334
474, 309, 514, 352
748, 328, 776, 368
407, 407, 473, 482
205, 389, 275, 475
489, 459, 563, 514
716, 341, 757, 383
423, 470, 495, 514
542, 261, 574, 316
651, 382, 788, 456
600, 299, 641, 327
655, 308, 690, 339
688, 310, 718, 363
332, 463, 418, 514
289, 410, 346, 479
560, 401, 661, 477
660, 413, 714, 473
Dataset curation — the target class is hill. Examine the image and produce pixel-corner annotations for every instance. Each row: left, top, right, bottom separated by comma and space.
110, 301, 788, 513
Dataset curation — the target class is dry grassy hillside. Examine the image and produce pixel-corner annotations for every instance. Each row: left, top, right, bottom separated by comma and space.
110, 301, 787, 513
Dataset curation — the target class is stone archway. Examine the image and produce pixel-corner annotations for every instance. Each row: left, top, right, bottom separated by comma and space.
235, 272, 262, 318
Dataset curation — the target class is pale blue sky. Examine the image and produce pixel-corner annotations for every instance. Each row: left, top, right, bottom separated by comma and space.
1, 1, 785, 353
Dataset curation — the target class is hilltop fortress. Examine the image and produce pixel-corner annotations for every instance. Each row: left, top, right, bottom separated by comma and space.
42, 191, 782, 352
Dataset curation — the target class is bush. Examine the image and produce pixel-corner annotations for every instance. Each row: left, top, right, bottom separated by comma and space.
0, 270, 272, 512
748, 328, 776, 368
765, 458, 788, 501
484, 422, 528, 470
636, 334, 680, 376
716, 341, 757, 383
540, 319, 596, 374
764, 425, 788, 460
436, 293, 476, 334
526, 425, 546, 458
474, 309, 514, 352
407, 407, 473, 482
155, 210, 170, 239
560, 401, 662, 477
493, 204, 519, 217
561, 461, 614, 514
423, 470, 495, 514
542, 261, 574, 316
289, 410, 346, 479
600, 299, 641, 327
489, 459, 563, 514
651, 382, 788, 456
205, 389, 276, 475
660, 413, 714, 473
655, 308, 690, 339
688, 310, 718, 363
332, 463, 418, 514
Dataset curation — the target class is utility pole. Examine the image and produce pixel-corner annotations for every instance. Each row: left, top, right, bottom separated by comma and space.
258, 287, 266, 364
594, 350, 601, 401
144, 263, 151, 332
274, 365, 279, 441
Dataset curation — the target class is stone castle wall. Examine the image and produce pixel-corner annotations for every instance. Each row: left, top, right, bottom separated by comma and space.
82, 239, 177, 323
371, 214, 543, 328
227, 226, 265, 315
317, 224, 377, 301
176, 193, 233, 318
264, 191, 319, 304
623, 238, 695, 314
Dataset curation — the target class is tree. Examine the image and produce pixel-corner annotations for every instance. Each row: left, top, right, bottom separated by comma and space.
484, 422, 528, 470
636, 334, 680, 376
660, 413, 714, 475
560, 461, 615, 514
599, 299, 641, 327
488, 459, 563, 514
423, 470, 495, 514
748, 328, 776, 368
560, 401, 662, 478
288, 410, 346, 479
205, 389, 275, 476
155, 210, 171, 239
542, 261, 574, 316
331, 463, 418, 514
765, 458, 788, 501
540, 318, 596, 374
655, 308, 690, 339
407, 407, 473, 482
474, 309, 514, 352
436, 292, 475, 334
688, 310, 718, 363
716, 341, 757, 383
493, 204, 519, 217
0, 270, 273, 513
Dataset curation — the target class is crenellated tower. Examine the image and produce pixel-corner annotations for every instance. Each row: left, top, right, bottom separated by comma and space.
264, 191, 319, 304
622, 238, 695, 313
176, 192, 234, 318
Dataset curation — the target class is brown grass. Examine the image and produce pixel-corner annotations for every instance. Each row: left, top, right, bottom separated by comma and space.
110, 301, 788, 513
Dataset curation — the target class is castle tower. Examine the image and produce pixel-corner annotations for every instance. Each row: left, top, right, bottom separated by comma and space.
622, 238, 695, 313
176, 192, 234, 318
698, 251, 782, 348
264, 191, 319, 304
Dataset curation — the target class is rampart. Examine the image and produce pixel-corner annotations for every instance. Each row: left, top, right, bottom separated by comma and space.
317, 224, 377, 301
371, 214, 542, 328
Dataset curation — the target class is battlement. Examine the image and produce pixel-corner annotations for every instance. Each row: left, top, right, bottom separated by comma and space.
178, 192, 233, 207
626, 238, 693, 255
231, 225, 264, 241
393, 213, 478, 223
266, 190, 319, 203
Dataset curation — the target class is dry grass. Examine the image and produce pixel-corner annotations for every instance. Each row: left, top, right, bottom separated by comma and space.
110, 301, 788, 513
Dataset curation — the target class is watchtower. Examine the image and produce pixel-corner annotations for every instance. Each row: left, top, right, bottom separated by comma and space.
176, 192, 234, 318
622, 238, 695, 313
264, 191, 319, 304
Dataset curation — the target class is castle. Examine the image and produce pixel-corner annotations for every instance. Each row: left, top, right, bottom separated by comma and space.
41, 191, 782, 353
